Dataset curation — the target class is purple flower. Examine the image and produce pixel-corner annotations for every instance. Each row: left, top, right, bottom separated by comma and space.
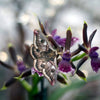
57, 27, 75, 75
58, 60, 72, 73
77, 22, 99, 73
51, 29, 78, 47
89, 47, 100, 72
58, 52, 75, 74
82, 22, 100, 72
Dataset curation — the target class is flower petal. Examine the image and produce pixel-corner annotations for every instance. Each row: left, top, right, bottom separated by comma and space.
0, 60, 14, 70
38, 18, 47, 35
8, 43, 17, 64
17, 60, 26, 73
71, 48, 81, 57
58, 60, 74, 73
20, 69, 31, 78
4, 76, 17, 87
78, 44, 88, 53
91, 58, 100, 72
83, 21, 89, 47
53, 35, 78, 48
53, 36, 66, 47
76, 70, 86, 81
89, 47, 99, 58
51, 29, 57, 37
65, 27, 72, 51
89, 29, 97, 47
90, 47, 99, 53
57, 74, 67, 84
47, 35, 63, 52
62, 52, 71, 61
77, 56, 88, 70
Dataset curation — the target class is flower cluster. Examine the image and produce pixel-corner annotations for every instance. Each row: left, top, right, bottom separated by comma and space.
0, 20, 99, 91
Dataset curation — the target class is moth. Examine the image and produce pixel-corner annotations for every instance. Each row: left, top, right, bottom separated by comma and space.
30, 29, 59, 85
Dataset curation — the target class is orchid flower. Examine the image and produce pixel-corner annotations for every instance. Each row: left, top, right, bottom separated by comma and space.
77, 22, 99, 72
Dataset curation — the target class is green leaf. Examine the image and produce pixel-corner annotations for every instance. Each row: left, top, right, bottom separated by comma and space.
48, 80, 85, 100
48, 74, 100, 100
71, 53, 86, 62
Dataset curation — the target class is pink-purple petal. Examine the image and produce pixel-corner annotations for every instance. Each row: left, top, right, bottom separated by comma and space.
31, 67, 43, 77
62, 52, 71, 61
51, 29, 57, 37
90, 47, 99, 53
58, 60, 74, 73
91, 58, 100, 72
89, 47, 99, 58
52, 34, 78, 47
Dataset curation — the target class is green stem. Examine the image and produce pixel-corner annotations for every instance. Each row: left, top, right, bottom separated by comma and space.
18, 79, 32, 92
28, 93, 34, 100
31, 74, 43, 95
17, 74, 43, 100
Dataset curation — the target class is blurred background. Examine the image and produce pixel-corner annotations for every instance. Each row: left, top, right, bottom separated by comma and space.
0, 0, 100, 100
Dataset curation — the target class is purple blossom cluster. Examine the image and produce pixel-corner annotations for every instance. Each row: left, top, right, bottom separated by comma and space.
0, 20, 99, 88
51, 22, 99, 74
